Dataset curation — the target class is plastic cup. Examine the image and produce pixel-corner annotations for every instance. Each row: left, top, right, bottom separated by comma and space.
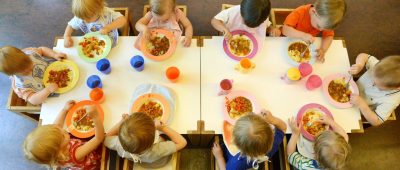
90, 88, 105, 103
96, 58, 111, 74
218, 79, 233, 95
306, 75, 322, 90
166, 66, 180, 83
130, 55, 145, 72
87, 75, 103, 89
299, 63, 312, 77
240, 58, 252, 69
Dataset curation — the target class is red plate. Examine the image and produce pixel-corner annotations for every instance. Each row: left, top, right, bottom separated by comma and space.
322, 73, 359, 108
66, 100, 104, 138
222, 121, 239, 155
131, 93, 170, 124
296, 103, 333, 141
223, 90, 261, 125
140, 29, 177, 61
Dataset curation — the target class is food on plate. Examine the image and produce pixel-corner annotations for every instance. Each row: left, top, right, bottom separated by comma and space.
146, 34, 170, 56
302, 110, 326, 136
288, 42, 311, 63
328, 77, 352, 103
79, 36, 106, 58
72, 108, 94, 131
47, 69, 71, 88
225, 96, 253, 119
229, 34, 251, 56
138, 100, 163, 120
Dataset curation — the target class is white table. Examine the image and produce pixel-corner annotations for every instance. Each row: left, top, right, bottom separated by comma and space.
200, 37, 362, 134
40, 36, 201, 134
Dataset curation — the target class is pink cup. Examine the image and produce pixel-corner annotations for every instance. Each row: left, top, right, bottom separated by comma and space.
299, 63, 312, 78
306, 75, 322, 90
218, 79, 233, 95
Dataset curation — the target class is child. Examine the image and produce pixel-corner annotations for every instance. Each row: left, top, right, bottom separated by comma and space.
63, 0, 127, 47
0, 46, 67, 105
211, 0, 281, 46
348, 54, 400, 126
135, 0, 193, 49
287, 116, 350, 170
212, 110, 287, 169
23, 100, 105, 169
104, 112, 187, 168
282, 0, 346, 62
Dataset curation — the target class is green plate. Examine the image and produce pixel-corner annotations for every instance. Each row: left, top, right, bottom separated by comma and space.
77, 32, 112, 62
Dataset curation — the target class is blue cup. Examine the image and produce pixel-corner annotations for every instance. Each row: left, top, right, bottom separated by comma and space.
96, 58, 111, 74
130, 55, 145, 72
87, 75, 103, 89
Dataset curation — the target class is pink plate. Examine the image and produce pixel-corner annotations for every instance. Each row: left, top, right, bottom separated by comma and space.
222, 121, 239, 156
322, 73, 359, 108
140, 29, 177, 61
223, 30, 258, 61
223, 90, 261, 125
296, 103, 333, 141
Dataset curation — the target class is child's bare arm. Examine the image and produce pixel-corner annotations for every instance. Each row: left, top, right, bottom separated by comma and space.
100, 17, 127, 35
267, 26, 281, 37
350, 95, 383, 126
349, 53, 369, 75
261, 110, 287, 132
64, 25, 75, 48
106, 113, 128, 136
317, 115, 349, 142
38, 47, 67, 60
27, 84, 58, 105
282, 25, 314, 43
317, 36, 333, 62
54, 100, 76, 127
179, 15, 193, 47
211, 19, 232, 41
158, 125, 187, 151
135, 14, 152, 40
75, 106, 105, 161
287, 117, 300, 155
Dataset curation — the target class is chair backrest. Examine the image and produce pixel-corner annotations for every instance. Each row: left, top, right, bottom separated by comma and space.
111, 7, 130, 36
143, 5, 187, 17
269, 8, 294, 28
221, 4, 235, 11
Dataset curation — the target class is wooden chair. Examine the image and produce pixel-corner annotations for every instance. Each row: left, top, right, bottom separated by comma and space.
6, 88, 41, 122
269, 8, 294, 28
142, 5, 187, 35
111, 7, 131, 36
221, 4, 235, 11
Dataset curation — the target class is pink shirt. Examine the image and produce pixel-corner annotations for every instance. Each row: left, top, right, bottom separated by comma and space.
59, 138, 102, 170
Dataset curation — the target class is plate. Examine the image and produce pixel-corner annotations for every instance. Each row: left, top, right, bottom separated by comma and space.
322, 73, 359, 108
140, 29, 177, 61
66, 100, 104, 138
131, 93, 171, 124
222, 121, 239, 156
43, 60, 79, 94
223, 30, 258, 61
223, 90, 261, 125
77, 32, 112, 62
296, 103, 333, 141
286, 40, 316, 66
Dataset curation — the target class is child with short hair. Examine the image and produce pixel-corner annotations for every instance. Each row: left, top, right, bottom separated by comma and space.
282, 0, 346, 62
23, 100, 105, 169
0, 46, 67, 105
349, 54, 400, 126
212, 110, 287, 169
104, 112, 187, 168
211, 0, 281, 46
64, 0, 127, 47
135, 0, 193, 49
287, 116, 350, 170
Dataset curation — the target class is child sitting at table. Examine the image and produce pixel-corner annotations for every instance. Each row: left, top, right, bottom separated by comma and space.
134, 0, 194, 49
212, 110, 287, 169
0, 46, 67, 105
282, 0, 346, 62
23, 100, 105, 170
287, 116, 350, 169
349, 54, 400, 126
211, 0, 281, 46
63, 0, 127, 47
104, 112, 187, 168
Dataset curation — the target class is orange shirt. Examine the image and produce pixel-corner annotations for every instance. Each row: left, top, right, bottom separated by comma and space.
284, 4, 334, 37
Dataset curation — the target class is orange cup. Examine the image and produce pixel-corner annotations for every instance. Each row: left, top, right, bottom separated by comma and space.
240, 58, 252, 69
166, 66, 180, 83
90, 88, 105, 103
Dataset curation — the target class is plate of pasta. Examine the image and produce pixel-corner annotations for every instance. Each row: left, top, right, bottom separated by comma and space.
223, 30, 258, 61
131, 93, 171, 123
223, 90, 261, 125
296, 103, 333, 141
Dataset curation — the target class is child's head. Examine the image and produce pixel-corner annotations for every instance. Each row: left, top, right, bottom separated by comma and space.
373, 55, 400, 90
23, 125, 70, 167
149, 0, 176, 21
314, 131, 350, 170
119, 112, 156, 154
240, 0, 271, 28
311, 0, 346, 30
0, 46, 33, 76
72, 0, 106, 22
232, 114, 274, 159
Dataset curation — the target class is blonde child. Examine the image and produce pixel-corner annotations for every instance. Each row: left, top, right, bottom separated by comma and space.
135, 0, 193, 49
287, 116, 350, 170
282, 0, 346, 62
211, 0, 281, 47
0, 46, 67, 105
104, 112, 187, 168
64, 0, 127, 47
348, 54, 400, 126
212, 110, 287, 169
23, 100, 105, 169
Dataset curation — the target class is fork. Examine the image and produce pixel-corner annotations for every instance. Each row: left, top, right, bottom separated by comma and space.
345, 75, 353, 90
300, 42, 311, 58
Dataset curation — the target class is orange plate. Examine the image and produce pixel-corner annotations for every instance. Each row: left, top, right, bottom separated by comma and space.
140, 29, 177, 61
131, 93, 171, 124
65, 100, 104, 138
222, 121, 239, 155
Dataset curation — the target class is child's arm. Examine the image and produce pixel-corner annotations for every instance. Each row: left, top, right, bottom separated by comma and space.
75, 106, 105, 161
135, 14, 152, 40
106, 113, 128, 136
317, 115, 349, 142
37, 47, 67, 60
350, 95, 383, 126
179, 15, 193, 47
261, 110, 287, 132
63, 25, 75, 48
287, 117, 300, 155
99, 17, 127, 35
54, 100, 76, 127
317, 36, 333, 62
212, 142, 226, 170
157, 122, 187, 151
211, 19, 232, 41
349, 53, 369, 75
26, 84, 59, 105
282, 25, 315, 43
267, 26, 281, 37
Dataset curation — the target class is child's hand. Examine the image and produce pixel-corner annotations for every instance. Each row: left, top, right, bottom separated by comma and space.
47, 83, 59, 93
143, 27, 151, 41
99, 27, 110, 35
302, 33, 315, 44
316, 49, 326, 63
182, 36, 192, 47
86, 105, 99, 120
316, 115, 334, 126
212, 142, 224, 160
260, 109, 275, 124
121, 113, 129, 120
349, 64, 363, 75
350, 94, 366, 108
62, 100, 76, 111
54, 52, 67, 61
64, 36, 73, 48
288, 117, 301, 135
155, 120, 165, 131
269, 27, 281, 37
223, 29, 232, 41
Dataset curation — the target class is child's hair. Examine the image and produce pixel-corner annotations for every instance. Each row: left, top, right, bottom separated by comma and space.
233, 114, 274, 159
119, 112, 156, 154
23, 125, 66, 168
240, 0, 271, 28
314, 131, 350, 170
374, 55, 400, 88
149, 0, 176, 16
314, 0, 346, 29
72, 0, 106, 20
0, 46, 32, 76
